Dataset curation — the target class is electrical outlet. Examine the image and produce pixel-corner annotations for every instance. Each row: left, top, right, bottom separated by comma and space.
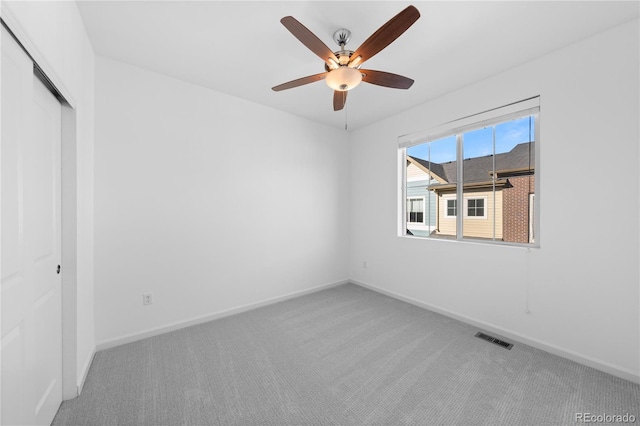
142, 293, 152, 305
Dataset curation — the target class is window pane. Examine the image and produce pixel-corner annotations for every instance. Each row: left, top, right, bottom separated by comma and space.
424, 137, 456, 239
406, 136, 455, 238
495, 116, 535, 244
462, 127, 493, 239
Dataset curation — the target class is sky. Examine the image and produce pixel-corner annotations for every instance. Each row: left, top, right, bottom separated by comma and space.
407, 116, 534, 164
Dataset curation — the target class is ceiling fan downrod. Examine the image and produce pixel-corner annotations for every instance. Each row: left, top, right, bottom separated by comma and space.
328, 28, 357, 68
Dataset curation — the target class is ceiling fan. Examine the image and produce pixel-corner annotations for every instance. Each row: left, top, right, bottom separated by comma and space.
271, 5, 420, 111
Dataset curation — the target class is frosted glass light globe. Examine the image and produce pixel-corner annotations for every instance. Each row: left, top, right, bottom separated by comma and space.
325, 66, 362, 91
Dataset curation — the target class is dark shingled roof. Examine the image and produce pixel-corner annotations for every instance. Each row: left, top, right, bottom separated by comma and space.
409, 156, 449, 181
409, 142, 534, 184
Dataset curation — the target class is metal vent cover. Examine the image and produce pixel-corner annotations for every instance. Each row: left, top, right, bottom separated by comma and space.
475, 332, 514, 350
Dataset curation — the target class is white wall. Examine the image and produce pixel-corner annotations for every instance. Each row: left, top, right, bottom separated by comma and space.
349, 20, 640, 382
93, 57, 350, 346
1, 1, 95, 393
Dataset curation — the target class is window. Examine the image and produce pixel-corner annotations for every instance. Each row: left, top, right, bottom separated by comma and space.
466, 198, 485, 218
407, 197, 424, 224
399, 97, 539, 246
446, 199, 457, 217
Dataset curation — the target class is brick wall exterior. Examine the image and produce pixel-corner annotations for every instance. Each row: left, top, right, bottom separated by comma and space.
502, 175, 535, 243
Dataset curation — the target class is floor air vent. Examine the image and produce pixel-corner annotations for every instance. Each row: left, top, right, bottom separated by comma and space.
475, 332, 513, 350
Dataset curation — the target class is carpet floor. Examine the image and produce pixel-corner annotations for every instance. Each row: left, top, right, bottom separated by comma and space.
53, 283, 639, 425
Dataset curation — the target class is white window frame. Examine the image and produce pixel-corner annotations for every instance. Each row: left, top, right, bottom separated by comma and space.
444, 196, 457, 218
465, 196, 487, 219
529, 193, 535, 244
398, 96, 540, 247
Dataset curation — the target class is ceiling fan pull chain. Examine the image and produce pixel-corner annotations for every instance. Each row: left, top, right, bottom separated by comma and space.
344, 92, 348, 131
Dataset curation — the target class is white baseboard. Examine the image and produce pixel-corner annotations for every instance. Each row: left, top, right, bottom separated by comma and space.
351, 279, 640, 385
77, 347, 96, 396
96, 279, 349, 352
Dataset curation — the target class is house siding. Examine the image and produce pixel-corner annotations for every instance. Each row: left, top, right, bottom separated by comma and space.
406, 163, 437, 236
463, 189, 503, 239
436, 190, 504, 239
438, 194, 457, 236
406, 163, 426, 180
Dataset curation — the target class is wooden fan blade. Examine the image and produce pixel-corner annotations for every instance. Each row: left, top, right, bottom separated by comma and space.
281, 16, 339, 66
350, 5, 420, 66
360, 70, 414, 89
272, 72, 327, 91
333, 90, 347, 111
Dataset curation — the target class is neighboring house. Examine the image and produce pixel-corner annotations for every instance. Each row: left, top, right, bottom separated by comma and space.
407, 142, 535, 243
406, 157, 438, 237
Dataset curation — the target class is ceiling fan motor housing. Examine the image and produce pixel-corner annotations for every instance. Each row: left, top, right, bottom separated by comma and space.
325, 50, 357, 71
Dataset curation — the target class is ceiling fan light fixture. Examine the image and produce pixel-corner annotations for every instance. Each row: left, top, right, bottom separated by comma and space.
325, 66, 362, 91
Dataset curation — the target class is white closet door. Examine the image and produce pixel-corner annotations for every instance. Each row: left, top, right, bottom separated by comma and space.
2, 25, 63, 426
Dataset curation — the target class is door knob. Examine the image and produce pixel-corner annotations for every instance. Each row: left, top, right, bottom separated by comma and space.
57, 265, 61, 274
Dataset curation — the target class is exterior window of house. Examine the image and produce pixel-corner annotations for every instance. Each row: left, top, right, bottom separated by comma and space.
407, 197, 424, 224
399, 97, 539, 246
466, 198, 485, 217
446, 199, 457, 217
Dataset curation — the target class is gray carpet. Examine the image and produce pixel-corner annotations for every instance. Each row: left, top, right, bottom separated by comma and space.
53, 284, 639, 425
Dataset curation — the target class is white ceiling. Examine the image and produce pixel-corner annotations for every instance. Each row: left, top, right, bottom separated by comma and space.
76, 1, 639, 131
